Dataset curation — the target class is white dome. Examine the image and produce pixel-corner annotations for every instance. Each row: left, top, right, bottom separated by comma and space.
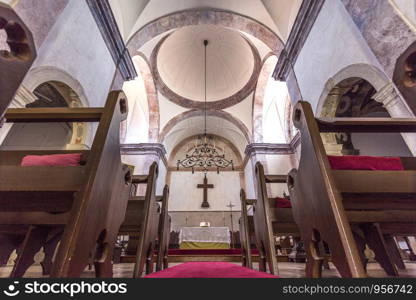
157, 25, 255, 102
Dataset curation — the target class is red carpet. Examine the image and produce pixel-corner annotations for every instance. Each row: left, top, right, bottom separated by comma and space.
144, 262, 278, 278
328, 155, 404, 170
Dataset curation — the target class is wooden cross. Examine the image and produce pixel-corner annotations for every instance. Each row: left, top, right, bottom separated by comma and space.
197, 174, 214, 208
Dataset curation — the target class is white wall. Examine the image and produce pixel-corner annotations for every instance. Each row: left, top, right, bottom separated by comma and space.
169, 171, 241, 212
30, 0, 116, 108
121, 155, 167, 196
294, 0, 384, 111
265, 154, 296, 198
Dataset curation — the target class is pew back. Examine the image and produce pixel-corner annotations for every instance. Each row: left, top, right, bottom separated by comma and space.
0, 91, 131, 277
156, 185, 170, 272
288, 100, 416, 278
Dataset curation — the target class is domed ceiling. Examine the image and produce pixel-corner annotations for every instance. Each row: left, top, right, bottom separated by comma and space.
156, 25, 256, 104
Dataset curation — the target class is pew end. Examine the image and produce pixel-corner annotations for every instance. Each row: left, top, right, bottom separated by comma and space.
289, 100, 416, 278
0, 91, 131, 278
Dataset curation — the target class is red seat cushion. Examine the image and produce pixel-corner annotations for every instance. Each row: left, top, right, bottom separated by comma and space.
328, 155, 404, 171
275, 197, 292, 208
21, 153, 82, 167
144, 262, 278, 278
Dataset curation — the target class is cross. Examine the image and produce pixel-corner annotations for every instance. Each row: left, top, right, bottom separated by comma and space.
197, 173, 214, 208
227, 201, 236, 248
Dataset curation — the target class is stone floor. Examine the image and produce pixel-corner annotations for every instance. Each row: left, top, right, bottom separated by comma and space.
1, 262, 416, 278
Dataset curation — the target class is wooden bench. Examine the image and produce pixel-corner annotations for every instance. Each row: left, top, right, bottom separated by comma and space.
0, 3, 36, 117
241, 164, 301, 275
288, 100, 416, 278
118, 163, 170, 277
0, 91, 132, 277
156, 185, 171, 272
239, 189, 294, 270
239, 189, 255, 268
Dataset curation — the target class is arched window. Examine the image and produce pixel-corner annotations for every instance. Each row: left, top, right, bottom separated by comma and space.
262, 77, 293, 143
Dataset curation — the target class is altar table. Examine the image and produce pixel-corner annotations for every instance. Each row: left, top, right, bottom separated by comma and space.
179, 227, 231, 249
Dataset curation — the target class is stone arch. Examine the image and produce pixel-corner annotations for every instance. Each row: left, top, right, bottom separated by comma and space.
134, 53, 160, 142
23, 66, 89, 107
3, 80, 88, 149
18, 66, 90, 147
127, 9, 284, 54
159, 109, 251, 144
316, 63, 390, 116
317, 65, 412, 157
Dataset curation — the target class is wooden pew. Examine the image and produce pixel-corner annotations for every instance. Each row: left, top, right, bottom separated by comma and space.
239, 188, 306, 271
287, 100, 416, 278
0, 91, 132, 277
251, 163, 299, 275
156, 185, 171, 272
239, 189, 254, 269
0, 3, 36, 117
118, 163, 171, 277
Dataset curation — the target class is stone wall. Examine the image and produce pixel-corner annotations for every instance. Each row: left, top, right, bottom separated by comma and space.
294, 0, 384, 111
28, 0, 116, 108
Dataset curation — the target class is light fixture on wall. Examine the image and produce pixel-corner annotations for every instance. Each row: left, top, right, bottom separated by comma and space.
177, 40, 234, 174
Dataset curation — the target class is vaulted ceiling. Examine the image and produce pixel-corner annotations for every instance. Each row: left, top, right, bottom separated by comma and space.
109, 0, 301, 155
109, 0, 302, 42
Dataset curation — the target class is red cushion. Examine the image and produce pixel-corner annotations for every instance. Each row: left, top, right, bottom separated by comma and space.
328, 155, 404, 171
21, 153, 82, 167
275, 197, 292, 208
144, 262, 278, 278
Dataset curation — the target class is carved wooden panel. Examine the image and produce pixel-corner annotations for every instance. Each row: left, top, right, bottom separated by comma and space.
0, 3, 36, 117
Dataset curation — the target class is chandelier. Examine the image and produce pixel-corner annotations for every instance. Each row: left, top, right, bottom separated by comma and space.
177, 134, 234, 174
177, 40, 234, 174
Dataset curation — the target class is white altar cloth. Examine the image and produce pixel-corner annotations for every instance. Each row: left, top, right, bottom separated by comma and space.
179, 227, 231, 244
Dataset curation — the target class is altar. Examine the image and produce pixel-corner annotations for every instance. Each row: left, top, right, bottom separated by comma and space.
179, 227, 231, 249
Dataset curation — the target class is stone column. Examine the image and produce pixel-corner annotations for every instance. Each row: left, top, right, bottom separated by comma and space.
244, 143, 295, 199
372, 82, 416, 155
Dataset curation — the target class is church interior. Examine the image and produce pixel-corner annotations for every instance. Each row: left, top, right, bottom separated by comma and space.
1, 0, 416, 279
